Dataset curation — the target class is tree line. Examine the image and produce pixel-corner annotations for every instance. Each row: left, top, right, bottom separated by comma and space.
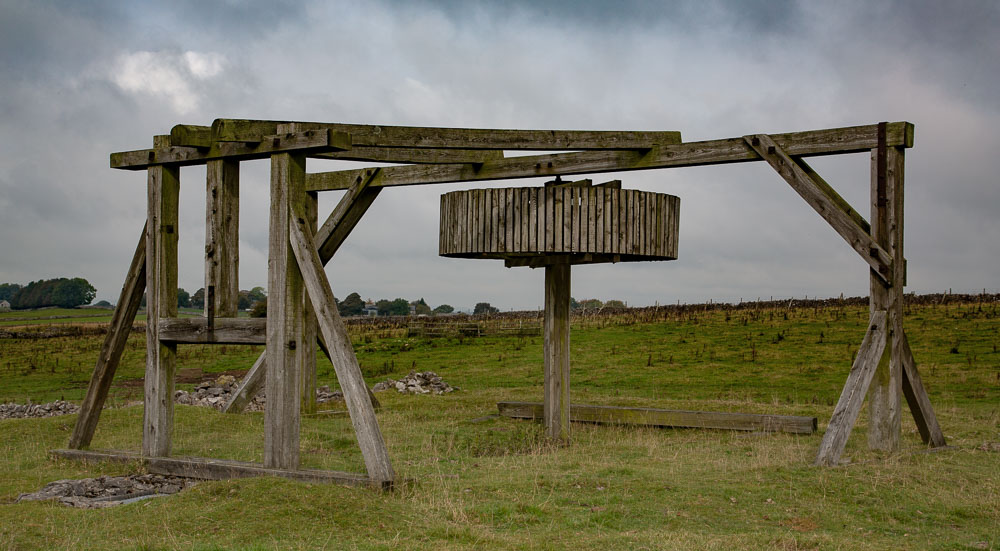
0, 278, 97, 309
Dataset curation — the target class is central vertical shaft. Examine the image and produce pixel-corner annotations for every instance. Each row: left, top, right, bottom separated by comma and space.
544, 263, 571, 441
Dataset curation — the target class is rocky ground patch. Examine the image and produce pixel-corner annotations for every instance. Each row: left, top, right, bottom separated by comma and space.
174, 375, 344, 411
16, 474, 194, 508
372, 371, 457, 394
0, 400, 79, 419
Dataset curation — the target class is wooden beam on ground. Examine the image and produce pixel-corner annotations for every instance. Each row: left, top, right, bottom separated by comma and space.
498, 402, 817, 434
744, 134, 892, 285
111, 129, 352, 170
289, 212, 395, 485
210, 119, 682, 150
544, 263, 571, 442
899, 331, 947, 447
221, 352, 266, 413
814, 310, 888, 466
50, 449, 384, 489
205, 159, 240, 318
264, 151, 305, 470
305, 122, 915, 192
69, 223, 147, 449
157, 318, 266, 345
143, 162, 179, 457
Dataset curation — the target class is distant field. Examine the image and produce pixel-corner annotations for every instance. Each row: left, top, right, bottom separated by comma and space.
0, 299, 997, 549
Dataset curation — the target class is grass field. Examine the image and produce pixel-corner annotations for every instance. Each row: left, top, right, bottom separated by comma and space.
0, 300, 997, 549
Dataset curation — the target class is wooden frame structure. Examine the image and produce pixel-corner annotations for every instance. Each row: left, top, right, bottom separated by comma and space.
61, 119, 945, 488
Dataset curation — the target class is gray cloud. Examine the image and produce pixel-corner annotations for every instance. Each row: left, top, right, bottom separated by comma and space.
0, 0, 996, 310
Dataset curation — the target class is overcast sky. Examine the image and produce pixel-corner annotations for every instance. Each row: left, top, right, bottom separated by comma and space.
1, 0, 997, 311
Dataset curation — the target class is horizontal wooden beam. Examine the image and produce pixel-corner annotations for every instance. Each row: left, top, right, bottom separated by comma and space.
207, 119, 682, 150
306, 122, 915, 192
111, 129, 352, 170
50, 449, 383, 488
157, 317, 266, 345
312, 147, 504, 164
498, 401, 817, 434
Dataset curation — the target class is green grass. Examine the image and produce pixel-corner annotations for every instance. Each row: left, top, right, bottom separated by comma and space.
1, 301, 998, 549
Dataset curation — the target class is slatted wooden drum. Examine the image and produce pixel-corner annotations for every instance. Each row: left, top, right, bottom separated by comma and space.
439, 184, 679, 267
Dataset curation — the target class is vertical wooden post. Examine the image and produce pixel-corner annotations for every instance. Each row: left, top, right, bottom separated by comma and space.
265, 151, 305, 469
301, 191, 318, 415
143, 159, 179, 457
544, 262, 571, 442
867, 123, 902, 452
205, 159, 240, 318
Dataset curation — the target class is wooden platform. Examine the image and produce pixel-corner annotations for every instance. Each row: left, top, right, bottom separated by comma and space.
497, 401, 817, 434
50, 449, 386, 489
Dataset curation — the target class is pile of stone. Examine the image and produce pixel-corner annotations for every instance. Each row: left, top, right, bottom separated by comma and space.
372, 371, 457, 395
173, 375, 345, 411
0, 400, 79, 419
16, 474, 193, 509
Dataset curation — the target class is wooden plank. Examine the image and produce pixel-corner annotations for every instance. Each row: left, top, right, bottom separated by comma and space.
563, 187, 572, 252
544, 263, 571, 441
50, 449, 382, 489
265, 151, 305, 470
313, 147, 503, 164
205, 159, 240, 318
744, 134, 892, 285
69, 223, 147, 449
158, 318, 266, 344
594, 187, 604, 254
306, 123, 915, 192
797, 157, 871, 234
899, 331, 946, 447
143, 164, 179, 457
498, 402, 817, 434
814, 310, 888, 466
867, 129, 904, 452
587, 187, 597, 252
222, 353, 266, 414
211, 119, 681, 149
301, 191, 319, 415
289, 214, 395, 484
112, 129, 352, 170
505, 188, 514, 253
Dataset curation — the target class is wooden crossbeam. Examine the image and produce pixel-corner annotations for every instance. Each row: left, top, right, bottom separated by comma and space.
814, 310, 888, 466
744, 134, 892, 285
899, 331, 947, 447
313, 147, 504, 164
205, 159, 240, 318
157, 318, 266, 344
111, 129, 352, 170
288, 211, 395, 484
206, 119, 682, 150
498, 402, 817, 434
69, 223, 147, 449
305, 122, 915, 192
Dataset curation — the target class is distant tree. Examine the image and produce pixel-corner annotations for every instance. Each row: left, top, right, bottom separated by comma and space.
9, 277, 95, 309
570, 297, 581, 310
177, 288, 191, 308
94, 299, 113, 308
250, 298, 267, 318
412, 298, 432, 315
577, 298, 603, 310
474, 302, 499, 315
377, 298, 410, 316
237, 290, 253, 310
603, 299, 626, 309
0, 283, 22, 302
248, 286, 266, 304
433, 304, 454, 314
338, 292, 365, 316
191, 288, 205, 309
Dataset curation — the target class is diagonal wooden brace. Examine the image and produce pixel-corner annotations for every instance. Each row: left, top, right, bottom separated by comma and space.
69, 223, 148, 449
814, 311, 888, 466
900, 331, 947, 447
289, 214, 395, 484
223, 169, 382, 414
744, 134, 892, 285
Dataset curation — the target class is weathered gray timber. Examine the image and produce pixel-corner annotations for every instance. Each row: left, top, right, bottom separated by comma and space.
143, 161, 178, 457
222, 353, 266, 414
814, 311, 888, 466
69, 223, 147, 449
899, 332, 946, 447
157, 318, 266, 345
301, 191, 319, 415
440, 187, 679, 267
544, 264, 571, 441
264, 151, 304, 470
498, 402, 817, 434
205, 159, 239, 318
289, 213, 395, 484
50, 449, 383, 489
